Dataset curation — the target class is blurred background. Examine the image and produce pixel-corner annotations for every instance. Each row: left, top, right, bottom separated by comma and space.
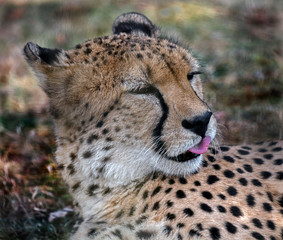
0, 0, 282, 239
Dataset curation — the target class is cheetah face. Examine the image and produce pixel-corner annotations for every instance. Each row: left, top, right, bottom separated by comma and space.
24, 13, 217, 186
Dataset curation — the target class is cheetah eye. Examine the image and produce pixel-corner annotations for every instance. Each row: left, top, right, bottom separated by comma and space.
129, 85, 159, 95
187, 71, 202, 82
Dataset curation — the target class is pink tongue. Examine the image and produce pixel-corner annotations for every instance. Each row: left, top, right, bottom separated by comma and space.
189, 136, 211, 154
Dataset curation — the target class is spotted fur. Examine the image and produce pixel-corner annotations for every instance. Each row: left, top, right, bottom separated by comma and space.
24, 12, 283, 240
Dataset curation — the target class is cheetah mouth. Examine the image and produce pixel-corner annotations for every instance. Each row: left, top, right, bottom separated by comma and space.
167, 136, 211, 163
167, 151, 200, 162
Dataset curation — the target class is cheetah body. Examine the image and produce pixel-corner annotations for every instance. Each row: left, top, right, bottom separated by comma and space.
24, 13, 283, 240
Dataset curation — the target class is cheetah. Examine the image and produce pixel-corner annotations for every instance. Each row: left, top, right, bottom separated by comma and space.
24, 12, 283, 240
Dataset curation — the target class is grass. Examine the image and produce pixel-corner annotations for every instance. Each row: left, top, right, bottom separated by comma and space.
0, 0, 282, 239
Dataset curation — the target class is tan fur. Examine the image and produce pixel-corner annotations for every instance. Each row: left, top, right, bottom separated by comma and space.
24, 13, 283, 240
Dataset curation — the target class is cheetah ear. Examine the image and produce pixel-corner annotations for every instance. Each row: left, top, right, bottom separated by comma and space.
23, 42, 70, 95
23, 42, 67, 67
112, 12, 159, 37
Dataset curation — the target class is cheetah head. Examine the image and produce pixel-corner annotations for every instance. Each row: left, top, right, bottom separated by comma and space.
24, 12, 217, 186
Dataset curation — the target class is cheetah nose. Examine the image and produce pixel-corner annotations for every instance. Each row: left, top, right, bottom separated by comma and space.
182, 111, 212, 138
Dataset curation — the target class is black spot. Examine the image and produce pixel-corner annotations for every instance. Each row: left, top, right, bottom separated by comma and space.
252, 218, 262, 228
220, 146, 230, 151
75, 44, 82, 49
165, 188, 172, 194
194, 181, 201, 186
136, 53, 143, 59
189, 229, 201, 237
72, 182, 81, 191
217, 205, 226, 213
177, 234, 183, 240
151, 172, 159, 180
209, 148, 219, 154
89, 116, 94, 122
128, 206, 136, 216
179, 177, 187, 184
227, 186, 237, 196
166, 200, 173, 208
276, 171, 283, 180
183, 208, 194, 217
263, 154, 273, 160
230, 206, 243, 217
115, 210, 124, 219
196, 223, 203, 231
136, 230, 155, 239
223, 156, 235, 163
142, 203, 149, 213
96, 120, 104, 128
103, 187, 111, 195
200, 203, 213, 213
202, 160, 208, 167
262, 202, 272, 212
278, 196, 283, 207
266, 220, 275, 230
239, 178, 248, 186
258, 148, 267, 152
236, 168, 244, 174
212, 164, 221, 170
152, 186, 162, 196
253, 158, 264, 165
209, 227, 220, 240
102, 128, 109, 135
88, 228, 97, 237
57, 164, 64, 170
176, 190, 186, 198
142, 190, 149, 199
223, 170, 235, 178
168, 179, 175, 185
242, 224, 249, 229
272, 147, 282, 152
103, 146, 112, 151
166, 213, 176, 221
225, 222, 237, 234
218, 194, 226, 200
177, 223, 185, 228
136, 216, 147, 225
207, 155, 216, 162
251, 178, 263, 187
238, 149, 249, 155
87, 184, 99, 196
163, 225, 172, 236
202, 191, 213, 199
243, 164, 253, 172
266, 192, 273, 202
274, 159, 283, 165
87, 134, 98, 144
152, 201, 160, 211
84, 48, 92, 55
260, 171, 272, 179
82, 151, 92, 158
246, 194, 256, 207
268, 141, 277, 146
67, 163, 75, 175
207, 175, 220, 184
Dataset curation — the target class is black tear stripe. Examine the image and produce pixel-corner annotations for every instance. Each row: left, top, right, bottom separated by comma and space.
152, 87, 169, 155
